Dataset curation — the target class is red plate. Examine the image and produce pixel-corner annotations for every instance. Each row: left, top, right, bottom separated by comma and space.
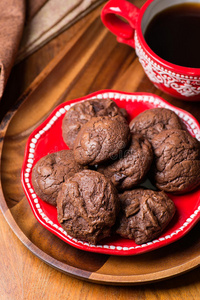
21, 90, 200, 255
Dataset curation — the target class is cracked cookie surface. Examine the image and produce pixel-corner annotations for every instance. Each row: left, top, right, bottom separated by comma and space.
98, 134, 153, 191
73, 115, 130, 165
151, 129, 200, 193
116, 189, 176, 244
32, 150, 87, 206
57, 169, 119, 244
62, 98, 125, 149
129, 108, 184, 141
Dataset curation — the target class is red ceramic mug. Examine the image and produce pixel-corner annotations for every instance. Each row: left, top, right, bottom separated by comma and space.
101, 0, 200, 101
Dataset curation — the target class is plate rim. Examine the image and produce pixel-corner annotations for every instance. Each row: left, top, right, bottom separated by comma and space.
21, 89, 200, 256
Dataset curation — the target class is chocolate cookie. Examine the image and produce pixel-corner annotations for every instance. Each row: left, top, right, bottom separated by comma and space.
129, 108, 183, 141
57, 170, 119, 244
116, 189, 176, 244
151, 129, 200, 193
62, 98, 125, 149
98, 134, 153, 191
32, 150, 87, 206
73, 115, 130, 165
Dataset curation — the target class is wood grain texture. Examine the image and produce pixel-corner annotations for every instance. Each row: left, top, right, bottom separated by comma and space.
0, 1, 200, 299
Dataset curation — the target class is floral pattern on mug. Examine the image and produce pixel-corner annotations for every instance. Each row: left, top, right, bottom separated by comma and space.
135, 33, 200, 97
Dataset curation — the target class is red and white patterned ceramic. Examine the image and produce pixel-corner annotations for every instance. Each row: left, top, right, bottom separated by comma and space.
21, 90, 200, 255
101, 0, 200, 101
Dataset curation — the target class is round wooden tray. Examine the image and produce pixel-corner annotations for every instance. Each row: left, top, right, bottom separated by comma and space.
0, 87, 199, 286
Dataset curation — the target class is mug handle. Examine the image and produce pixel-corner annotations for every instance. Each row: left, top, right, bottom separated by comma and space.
101, 0, 140, 48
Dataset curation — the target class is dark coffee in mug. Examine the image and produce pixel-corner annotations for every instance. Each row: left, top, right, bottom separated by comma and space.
144, 3, 200, 68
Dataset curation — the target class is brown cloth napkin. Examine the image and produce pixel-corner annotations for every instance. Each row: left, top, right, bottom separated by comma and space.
0, 0, 25, 99
16, 0, 106, 63
0, 0, 105, 101
26, 0, 48, 21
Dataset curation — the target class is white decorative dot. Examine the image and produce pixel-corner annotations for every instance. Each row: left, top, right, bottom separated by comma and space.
31, 138, 37, 144
56, 111, 61, 117
109, 246, 115, 250
103, 245, 109, 249
35, 133, 40, 139
165, 235, 171, 239
122, 247, 129, 251
186, 218, 192, 223
103, 93, 109, 99
83, 242, 90, 247
196, 135, 200, 141
64, 105, 70, 111
191, 123, 196, 129
59, 108, 66, 114
28, 159, 34, 164
77, 239, 82, 243
187, 119, 193, 125
116, 246, 123, 250
44, 124, 51, 131
30, 143, 36, 148
108, 92, 114, 98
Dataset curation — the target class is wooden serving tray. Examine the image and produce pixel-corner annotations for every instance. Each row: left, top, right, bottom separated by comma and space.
0, 11, 200, 284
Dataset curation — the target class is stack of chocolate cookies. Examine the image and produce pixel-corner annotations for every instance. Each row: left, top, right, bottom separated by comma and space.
32, 98, 200, 245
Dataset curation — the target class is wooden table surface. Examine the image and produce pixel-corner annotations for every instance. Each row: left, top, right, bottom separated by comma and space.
0, 1, 200, 299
